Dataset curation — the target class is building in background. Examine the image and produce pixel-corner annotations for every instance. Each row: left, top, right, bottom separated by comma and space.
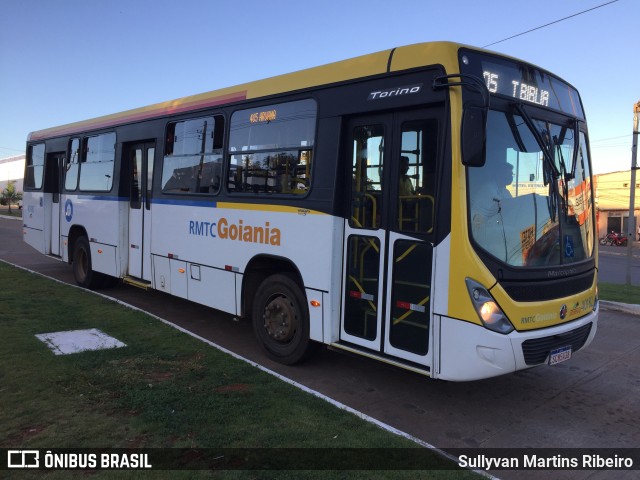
0, 155, 25, 192
594, 170, 640, 240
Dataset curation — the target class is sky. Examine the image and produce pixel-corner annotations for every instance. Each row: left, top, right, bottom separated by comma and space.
0, 0, 637, 174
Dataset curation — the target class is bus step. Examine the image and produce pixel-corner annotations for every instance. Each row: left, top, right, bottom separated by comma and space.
123, 277, 152, 290
328, 343, 430, 377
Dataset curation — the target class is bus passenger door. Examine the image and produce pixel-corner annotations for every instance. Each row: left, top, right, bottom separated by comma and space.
45, 152, 64, 256
127, 142, 155, 281
341, 118, 390, 351
383, 112, 438, 365
341, 111, 438, 368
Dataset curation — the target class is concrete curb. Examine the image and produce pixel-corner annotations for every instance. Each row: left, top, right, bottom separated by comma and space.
600, 300, 640, 316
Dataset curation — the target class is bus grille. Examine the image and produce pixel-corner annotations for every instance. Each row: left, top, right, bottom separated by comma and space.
502, 269, 594, 302
521, 323, 592, 366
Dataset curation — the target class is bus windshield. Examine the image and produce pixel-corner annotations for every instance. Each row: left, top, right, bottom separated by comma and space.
468, 108, 594, 267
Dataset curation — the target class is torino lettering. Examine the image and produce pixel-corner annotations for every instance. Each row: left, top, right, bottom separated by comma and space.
368, 84, 422, 101
189, 218, 281, 246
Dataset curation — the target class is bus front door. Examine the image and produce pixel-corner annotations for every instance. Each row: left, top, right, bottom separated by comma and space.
127, 142, 155, 281
341, 111, 438, 368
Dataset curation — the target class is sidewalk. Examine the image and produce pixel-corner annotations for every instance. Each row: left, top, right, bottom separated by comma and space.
600, 300, 640, 316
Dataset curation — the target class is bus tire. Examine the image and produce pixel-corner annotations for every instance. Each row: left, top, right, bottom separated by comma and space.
72, 236, 102, 289
252, 273, 312, 365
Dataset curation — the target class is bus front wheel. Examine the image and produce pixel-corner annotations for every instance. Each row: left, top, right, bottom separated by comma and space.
252, 274, 313, 365
72, 236, 102, 289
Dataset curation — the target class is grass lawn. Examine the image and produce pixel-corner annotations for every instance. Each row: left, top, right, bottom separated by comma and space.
0, 206, 21, 218
598, 282, 640, 304
0, 262, 478, 479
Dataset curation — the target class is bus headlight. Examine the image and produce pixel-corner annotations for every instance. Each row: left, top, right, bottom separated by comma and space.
465, 278, 514, 334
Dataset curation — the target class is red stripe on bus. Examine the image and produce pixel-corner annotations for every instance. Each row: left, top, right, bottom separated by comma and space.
28, 91, 248, 141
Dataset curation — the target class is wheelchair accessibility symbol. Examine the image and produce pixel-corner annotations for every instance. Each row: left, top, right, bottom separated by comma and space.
564, 235, 574, 258
65, 199, 73, 222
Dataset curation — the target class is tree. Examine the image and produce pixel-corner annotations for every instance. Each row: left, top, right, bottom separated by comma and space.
1, 181, 21, 214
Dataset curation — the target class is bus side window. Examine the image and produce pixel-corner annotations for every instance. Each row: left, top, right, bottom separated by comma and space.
25, 143, 45, 190
227, 99, 317, 195
65, 138, 80, 191
350, 125, 384, 229
161, 115, 224, 195
78, 132, 116, 192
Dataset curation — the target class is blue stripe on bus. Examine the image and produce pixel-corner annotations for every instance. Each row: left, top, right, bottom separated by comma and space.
75, 195, 124, 201
73, 195, 217, 208
151, 198, 218, 208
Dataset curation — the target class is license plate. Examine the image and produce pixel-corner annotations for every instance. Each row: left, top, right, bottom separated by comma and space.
549, 346, 572, 365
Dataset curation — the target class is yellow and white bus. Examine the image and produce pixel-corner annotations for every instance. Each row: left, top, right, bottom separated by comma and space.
22, 42, 598, 381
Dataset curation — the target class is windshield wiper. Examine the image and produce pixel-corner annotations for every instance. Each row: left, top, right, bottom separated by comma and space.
554, 122, 578, 182
518, 105, 561, 221
542, 156, 559, 222
506, 112, 527, 153
514, 104, 558, 178
554, 120, 583, 221
553, 134, 570, 221
570, 119, 580, 180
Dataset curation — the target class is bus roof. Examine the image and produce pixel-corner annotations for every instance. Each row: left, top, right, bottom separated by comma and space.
28, 41, 464, 142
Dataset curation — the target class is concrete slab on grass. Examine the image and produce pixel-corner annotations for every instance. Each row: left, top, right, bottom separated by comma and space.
35, 328, 126, 355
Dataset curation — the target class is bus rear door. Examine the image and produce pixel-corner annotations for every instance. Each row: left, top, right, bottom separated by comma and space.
341, 110, 438, 368
126, 142, 155, 281
44, 152, 64, 257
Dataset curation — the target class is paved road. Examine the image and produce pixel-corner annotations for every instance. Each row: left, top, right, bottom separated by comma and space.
598, 243, 640, 285
1, 216, 639, 479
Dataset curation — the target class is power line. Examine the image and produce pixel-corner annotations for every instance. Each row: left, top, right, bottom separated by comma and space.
483, 0, 620, 48
591, 134, 631, 143
0, 146, 24, 153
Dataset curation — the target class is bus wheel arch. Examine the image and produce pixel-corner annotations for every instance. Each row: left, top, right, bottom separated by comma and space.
244, 256, 312, 365
69, 228, 104, 289
242, 255, 303, 319
67, 225, 88, 265
72, 236, 96, 288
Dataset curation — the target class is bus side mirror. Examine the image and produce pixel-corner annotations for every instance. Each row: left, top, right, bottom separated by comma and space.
461, 106, 487, 167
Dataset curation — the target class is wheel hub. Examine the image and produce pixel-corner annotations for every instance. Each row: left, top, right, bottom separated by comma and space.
263, 296, 296, 342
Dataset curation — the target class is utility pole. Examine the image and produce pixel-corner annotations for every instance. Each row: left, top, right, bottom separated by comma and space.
626, 101, 640, 286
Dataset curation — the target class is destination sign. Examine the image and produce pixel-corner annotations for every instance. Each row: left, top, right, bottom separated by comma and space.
482, 70, 550, 106
459, 49, 585, 119
249, 109, 277, 124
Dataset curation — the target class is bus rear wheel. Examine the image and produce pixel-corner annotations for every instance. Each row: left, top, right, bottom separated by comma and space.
72, 236, 102, 289
252, 274, 313, 365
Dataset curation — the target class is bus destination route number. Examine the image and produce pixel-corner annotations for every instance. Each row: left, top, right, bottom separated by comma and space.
250, 109, 277, 124
483, 71, 550, 107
